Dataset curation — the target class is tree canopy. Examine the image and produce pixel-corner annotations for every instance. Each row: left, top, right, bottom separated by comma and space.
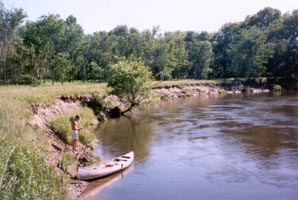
0, 4, 297, 86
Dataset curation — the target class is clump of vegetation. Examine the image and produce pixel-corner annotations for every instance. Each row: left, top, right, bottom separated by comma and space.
88, 97, 106, 121
52, 107, 97, 146
88, 97, 104, 114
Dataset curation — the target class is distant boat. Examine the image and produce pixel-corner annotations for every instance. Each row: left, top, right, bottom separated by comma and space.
77, 151, 134, 180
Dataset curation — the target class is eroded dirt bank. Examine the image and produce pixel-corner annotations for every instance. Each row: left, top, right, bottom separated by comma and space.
29, 96, 96, 199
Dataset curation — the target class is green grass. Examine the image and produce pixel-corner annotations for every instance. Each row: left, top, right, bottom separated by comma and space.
0, 82, 107, 104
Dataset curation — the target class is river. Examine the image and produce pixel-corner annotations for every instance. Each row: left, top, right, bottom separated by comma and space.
84, 92, 298, 200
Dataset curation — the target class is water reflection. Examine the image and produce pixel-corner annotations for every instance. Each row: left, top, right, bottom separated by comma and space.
90, 93, 298, 200
95, 115, 159, 163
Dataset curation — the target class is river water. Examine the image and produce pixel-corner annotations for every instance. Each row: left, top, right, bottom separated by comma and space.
85, 92, 298, 200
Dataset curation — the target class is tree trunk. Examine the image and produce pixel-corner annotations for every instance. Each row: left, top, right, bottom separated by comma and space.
121, 102, 138, 115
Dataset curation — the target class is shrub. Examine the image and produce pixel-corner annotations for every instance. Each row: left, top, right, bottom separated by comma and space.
88, 97, 104, 116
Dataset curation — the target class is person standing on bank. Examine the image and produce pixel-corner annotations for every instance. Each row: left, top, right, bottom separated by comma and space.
71, 115, 83, 153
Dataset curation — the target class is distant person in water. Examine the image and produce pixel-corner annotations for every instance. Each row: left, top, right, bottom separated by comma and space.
71, 115, 82, 153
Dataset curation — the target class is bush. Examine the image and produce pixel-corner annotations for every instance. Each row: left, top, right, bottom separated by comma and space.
88, 97, 104, 116
18, 74, 40, 86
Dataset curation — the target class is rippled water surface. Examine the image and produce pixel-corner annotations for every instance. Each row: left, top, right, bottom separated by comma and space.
85, 92, 298, 200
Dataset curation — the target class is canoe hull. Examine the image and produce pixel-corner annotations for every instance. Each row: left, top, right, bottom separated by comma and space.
77, 151, 134, 180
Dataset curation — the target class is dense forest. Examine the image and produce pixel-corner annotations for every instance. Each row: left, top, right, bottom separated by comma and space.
0, 3, 297, 85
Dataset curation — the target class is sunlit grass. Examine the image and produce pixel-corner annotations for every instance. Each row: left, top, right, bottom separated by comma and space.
0, 82, 107, 104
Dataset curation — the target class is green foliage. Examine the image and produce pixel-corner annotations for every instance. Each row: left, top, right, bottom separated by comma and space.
88, 96, 104, 115
227, 26, 274, 78
0, 4, 26, 85
50, 53, 72, 85
108, 59, 152, 113
52, 116, 73, 144
189, 40, 213, 79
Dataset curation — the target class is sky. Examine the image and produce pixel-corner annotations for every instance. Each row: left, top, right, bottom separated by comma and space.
2, 0, 298, 34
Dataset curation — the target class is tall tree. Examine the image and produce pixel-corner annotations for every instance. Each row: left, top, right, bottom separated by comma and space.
211, 23, 241, 78
189, 40, 213, 79
0, 4, 26, 84
21, 14, 65, 83
282, 10, 298, 80
243, 7, 281, 29
227, 26, 273, 77
50, 53, 71, 85
63, 15, 84, 81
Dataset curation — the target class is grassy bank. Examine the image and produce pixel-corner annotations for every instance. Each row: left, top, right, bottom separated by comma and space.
0, 82, 107, 104
0, 96, 68, 199
0, 82, 107, 200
